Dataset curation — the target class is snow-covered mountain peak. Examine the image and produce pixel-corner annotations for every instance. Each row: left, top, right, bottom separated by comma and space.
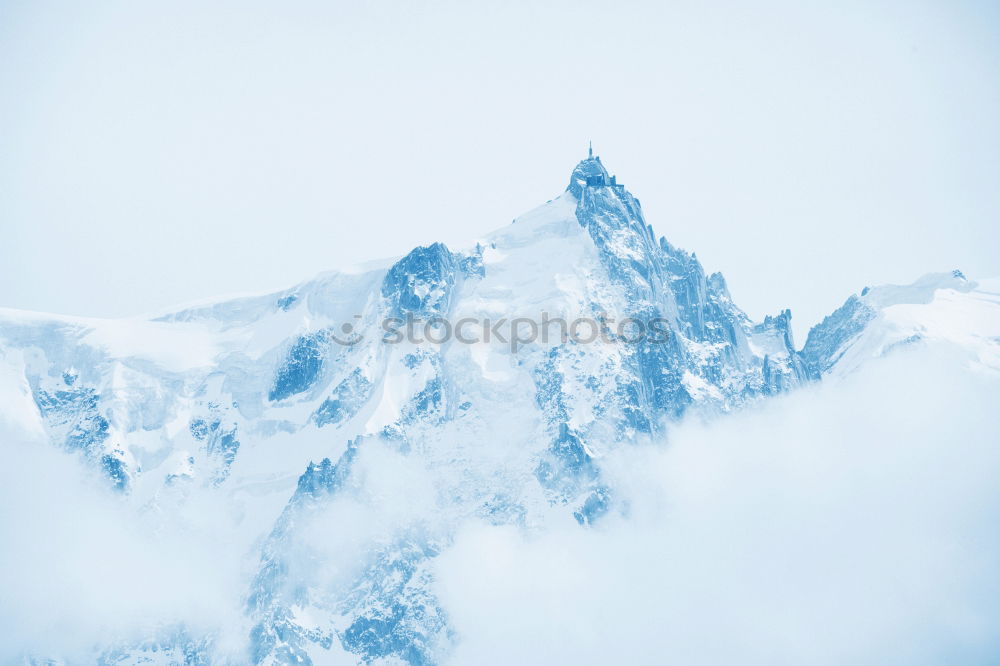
4, 153, 922, 665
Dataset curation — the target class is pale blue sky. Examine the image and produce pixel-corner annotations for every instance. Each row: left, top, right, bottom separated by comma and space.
1, 0, 998, 340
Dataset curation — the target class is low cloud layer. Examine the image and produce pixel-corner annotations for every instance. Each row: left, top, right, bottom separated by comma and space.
0, 428, 246, 662
436, 347, 1000, 665
2, 345, 998, 663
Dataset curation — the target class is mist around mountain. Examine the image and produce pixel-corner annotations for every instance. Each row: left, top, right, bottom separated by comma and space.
2, 155, 999, 665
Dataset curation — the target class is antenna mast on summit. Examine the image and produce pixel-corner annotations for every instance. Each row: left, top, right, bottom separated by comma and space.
588, 141, 593, 159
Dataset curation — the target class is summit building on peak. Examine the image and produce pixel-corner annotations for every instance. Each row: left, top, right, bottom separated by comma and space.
568, 144, 623, 195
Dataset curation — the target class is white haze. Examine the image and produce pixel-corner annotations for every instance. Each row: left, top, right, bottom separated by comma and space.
2, 345, 999, 663
0, 429, 248, 662
435, 347, 1000, 665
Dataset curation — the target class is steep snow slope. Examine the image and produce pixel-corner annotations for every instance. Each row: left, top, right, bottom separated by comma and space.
802, 271, 1000, 377
0, 154, 821, 664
